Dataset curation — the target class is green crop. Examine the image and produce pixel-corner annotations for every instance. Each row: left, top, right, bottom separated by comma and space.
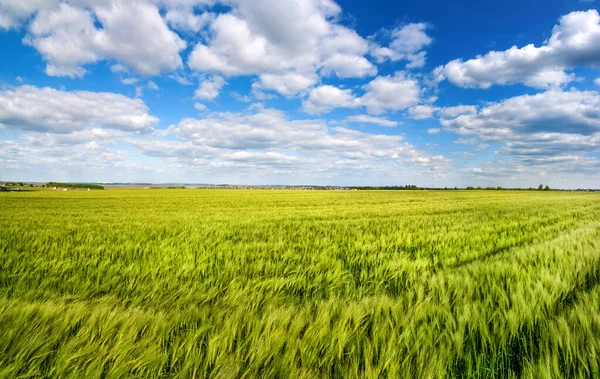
1, 189, 599, 378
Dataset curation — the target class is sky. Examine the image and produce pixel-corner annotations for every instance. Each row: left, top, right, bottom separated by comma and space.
1, 0, 600, 188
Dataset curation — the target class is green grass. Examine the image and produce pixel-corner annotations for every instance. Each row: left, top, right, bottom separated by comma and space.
1, 189, 600, 378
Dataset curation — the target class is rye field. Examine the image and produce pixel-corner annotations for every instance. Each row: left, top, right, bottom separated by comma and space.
1, 189, 600, 378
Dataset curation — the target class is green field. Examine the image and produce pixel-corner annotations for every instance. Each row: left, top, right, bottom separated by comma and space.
1, 189, 600, 378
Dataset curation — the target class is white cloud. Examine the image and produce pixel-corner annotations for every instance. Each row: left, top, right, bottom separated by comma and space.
0, 0, 58, 30
346, 115, 399, 127
409, 104, 478, 119
187, 0, 374, 82
441, 90, 600, 139
93, 1, 187, 75
360, 72, 422, 114
405, 51, 427, 69
188, 14, 277, 76
194, 75, 226, 100
371, 23, 432, 68
321, 24, 370, 54
231, 92, 252, 102
320, 53, 377, 78
164, 7, 214, 33
126, 107, 451, 181
437, 105, 477, 118
453, 137, 479, 145
121, 77, 138, 85
21, 128, 128, 147
460, 155, 600, 185
389, 23, 432, 54
440, 90, 600, 166
427, 128, 441, 134
24, 1, 186, 77
147, 80, 159, 90
11, 0, 379, 97
318, 25, 375, 78
302, 85, 360, 114
24, 3, 100, 78
595, 77, 600, 86
194, 102, 208, 112
0, 85, 158, 133
0, 137, 132, 177
302, 72, 422, 114
253, 90, 277, 101
409, 105, 438, 120
110, 64, 128, 73
436, 9, 600, 89
254, 72, 318, 97
169, 72, 193, 85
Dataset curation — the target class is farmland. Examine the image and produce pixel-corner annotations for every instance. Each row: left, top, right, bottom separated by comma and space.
1, 189, 600, 378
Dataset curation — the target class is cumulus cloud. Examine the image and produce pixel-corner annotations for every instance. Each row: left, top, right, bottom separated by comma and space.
0, 85, 158, 133
164, 7, 214, 33
441, 90, 600, 138
302, 85, 360, 114
408, 105, 438, 120
187, 14, 275, 76
187, 0, 375, 81
302, 72, 422, 114
440, 90, 600, 165
0, 0, 58, 29
23, 1, 186, 77
195, 75, 226, 100
436, 9, 600, 89
346, 115, 399, 127
93, 1, 186, 75
254, 72, 318, 97
23, 3, 100, 78
320, 53, 377, 78
389, 23, 432, 54
360, 72, 422, 114
371, 23, 432, 68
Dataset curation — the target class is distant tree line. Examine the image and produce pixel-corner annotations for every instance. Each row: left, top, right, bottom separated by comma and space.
353, 185, 556, 191
46, 182, 104, 190
465, 185, 550, 191
2, 182, 29, 187
353, 185, 420, 190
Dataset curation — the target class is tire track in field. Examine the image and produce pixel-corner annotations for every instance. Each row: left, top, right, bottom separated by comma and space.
449, 225, 600, 378
335, 205, 600, 301
446, 203, 600, 271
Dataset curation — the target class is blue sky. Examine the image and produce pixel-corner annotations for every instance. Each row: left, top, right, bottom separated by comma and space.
1, 0, 600, 188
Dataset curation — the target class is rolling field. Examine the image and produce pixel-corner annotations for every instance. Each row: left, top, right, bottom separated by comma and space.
1, 189, 600, 378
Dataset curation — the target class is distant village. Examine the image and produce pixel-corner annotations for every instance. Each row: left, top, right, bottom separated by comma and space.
1, 182, 600, 192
